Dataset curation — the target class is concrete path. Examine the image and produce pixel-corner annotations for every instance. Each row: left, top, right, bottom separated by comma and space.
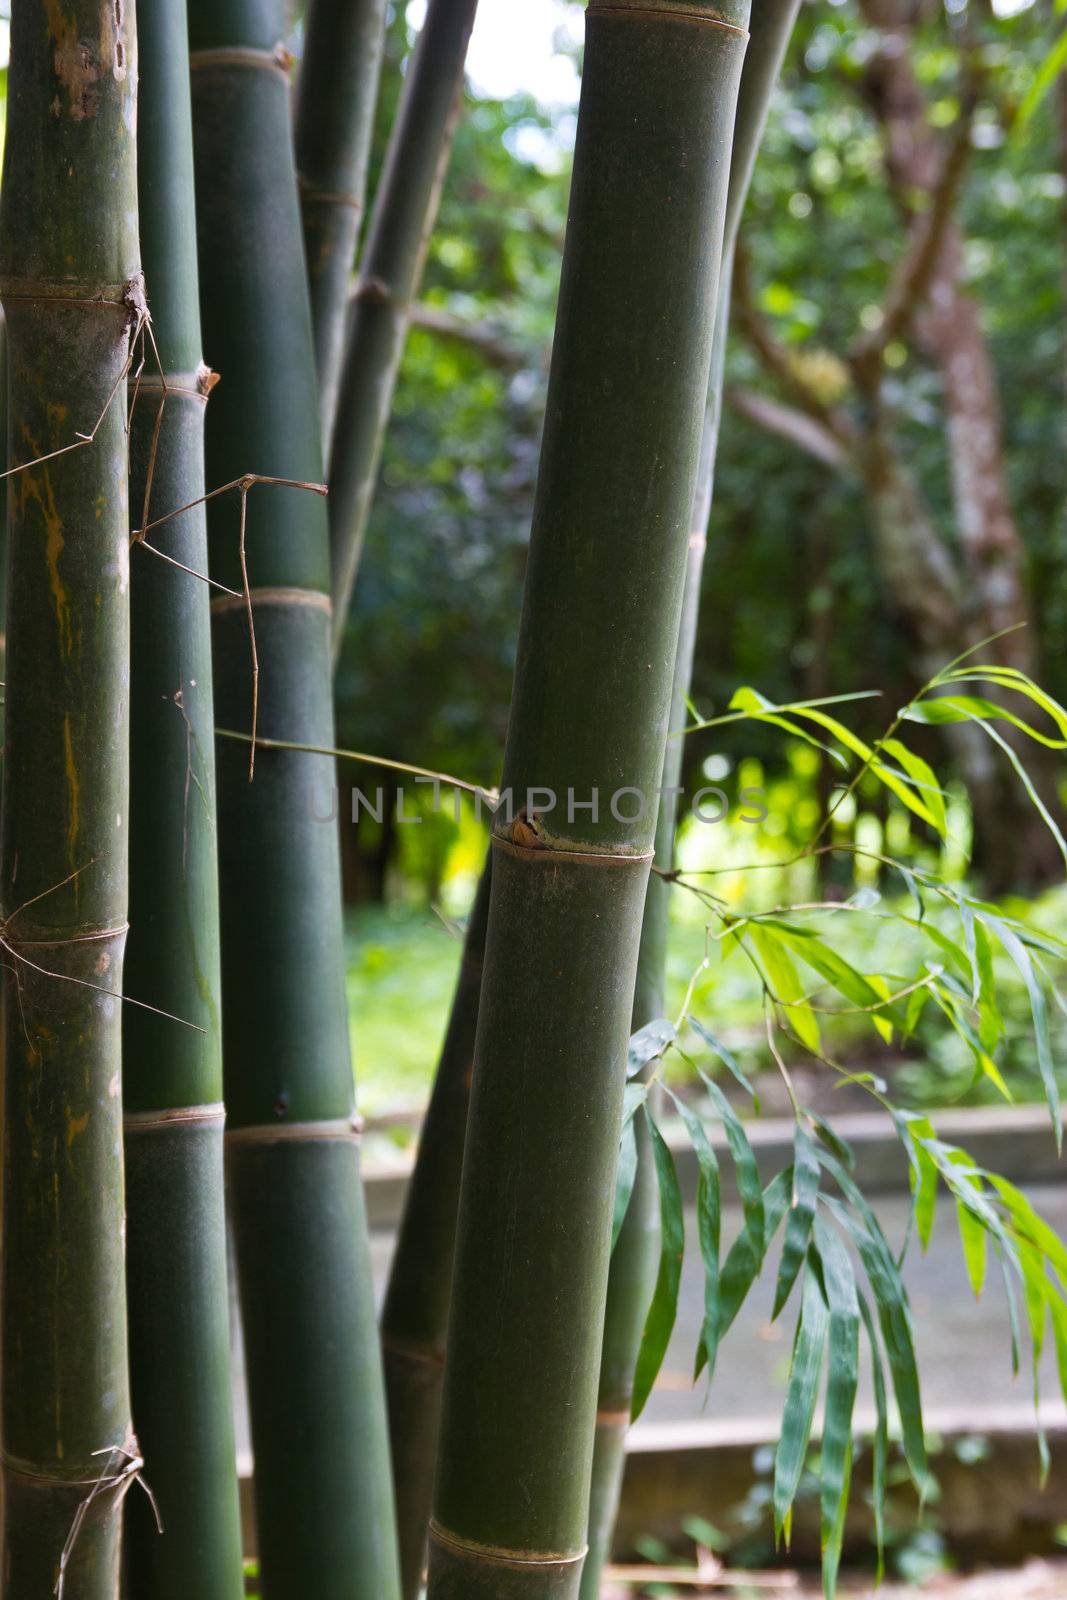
232, 1182, 1067, 1459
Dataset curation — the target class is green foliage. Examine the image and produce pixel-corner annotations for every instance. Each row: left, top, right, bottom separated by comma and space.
610, 652, 1067, 1597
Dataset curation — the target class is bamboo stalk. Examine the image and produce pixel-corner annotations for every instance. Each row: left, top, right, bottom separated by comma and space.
0, 3, 140, 1592
327, 0, 479, 662
425, 6, 751, 1596
122, 0, 244, 1593
188, 3, 400, 1595
580, 10, 802, 1592
380, 858, 492, 1599
296, 0, 387, 447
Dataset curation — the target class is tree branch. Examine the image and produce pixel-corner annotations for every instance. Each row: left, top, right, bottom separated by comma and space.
407, 301, 529, 370
725, 385, 851, 471
730, 237, 853, 446
849, 103, 975, 381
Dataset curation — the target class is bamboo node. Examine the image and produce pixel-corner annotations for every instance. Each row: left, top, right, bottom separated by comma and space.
225, 1113, 363, 1147
491, 834, 655, 868
297, 173, 365, 211
124, 1102, 226, 1132
357, 275, 395, 309
381, 1332, 447, 1369
429, 1521, 587, 1569
188, 45, 293, 79
587, 0, 749, 32
210, 584, 333, 619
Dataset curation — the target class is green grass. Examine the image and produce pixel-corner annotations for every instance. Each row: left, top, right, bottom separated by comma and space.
347, 875, 1067, 1123
346, 903, 465, 1114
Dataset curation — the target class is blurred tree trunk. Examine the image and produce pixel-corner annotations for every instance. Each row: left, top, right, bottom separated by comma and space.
857, 0, 1061, 887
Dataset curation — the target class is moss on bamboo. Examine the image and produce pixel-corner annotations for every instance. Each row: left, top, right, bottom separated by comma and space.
426, 5, 751, 1596
122, 0, 244, 1592
188, 3, 400, 1594
0, 3, 139, 1592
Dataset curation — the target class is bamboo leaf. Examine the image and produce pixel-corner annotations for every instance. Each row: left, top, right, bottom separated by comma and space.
612, 1115, 639, 1252
628, 1018, 676, 1078
880, 737, 949, 838
667, 1088, 722, 1379
774, 1124, 821, 1320
631, 1118, 685, 1420
699, 1167, 793, 1379
858, 1291, 889, 1582
984, 914, 1060, 1146
1017, 29, 1067, 130
820, 1167, 926, 1489
957, 1196, 988, 1299
813, 1219, 860, 1600
698, 1073, 766, 1242
751, 924, 821, 1053
689, 1017, 759, 1102
763, 919, 906, 1042
774, 1259, 829, 1542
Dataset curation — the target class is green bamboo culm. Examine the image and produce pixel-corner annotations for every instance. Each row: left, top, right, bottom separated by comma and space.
381, 857, 492, 1599
188, 5, 401, 1597
425, 5, 751, 1596
0, 4, 140, 1592
580, 9, 802, 1590
296, 0, 387, 447
121, 0, 245, 1594
327, 0, 479, 662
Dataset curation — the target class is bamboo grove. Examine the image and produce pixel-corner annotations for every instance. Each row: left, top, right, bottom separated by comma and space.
2, 4, 1067, 1600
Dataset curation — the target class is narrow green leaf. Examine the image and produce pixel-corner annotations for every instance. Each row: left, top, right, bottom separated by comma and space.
957, 1196, 987, 1299
611, 1114, 639, 1252
666, 1087, 722, 1380
631, 1118, 684, 1420
774, 1260, 829, 1541
698, 1167, 793, 1379
774, 1124, 820, 1320
751, 924, 821, 1054
814, 1220, 860, 1600
880, 736, 948, 838
689, 1017, 759, 1102
858, 1291, 888, 1582
628, 1018, 676, 1078
820, 1168, 926, 1489
985, 915, 1060, 1147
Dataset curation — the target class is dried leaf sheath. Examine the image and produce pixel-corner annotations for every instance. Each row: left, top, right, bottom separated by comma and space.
121, 0, 244, 1591
188, 2, 401, 1594
426, 5, 751, 1596
0, 2, 139, 1592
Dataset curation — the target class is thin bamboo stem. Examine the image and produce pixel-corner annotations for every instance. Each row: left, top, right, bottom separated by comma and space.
296, 0, 388, 447
122, 0, 244, 1592
188, 2, 401, 1595
426, 6, 751, 1595
380, 859, 492, 1599
327, 0, 479, 663
580, 10, 803, 1591
0, 4, 140, 1592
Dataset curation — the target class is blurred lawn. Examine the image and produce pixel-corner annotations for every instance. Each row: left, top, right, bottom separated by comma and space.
347, 874, 1067, 1119
345, 901, 716, 1115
